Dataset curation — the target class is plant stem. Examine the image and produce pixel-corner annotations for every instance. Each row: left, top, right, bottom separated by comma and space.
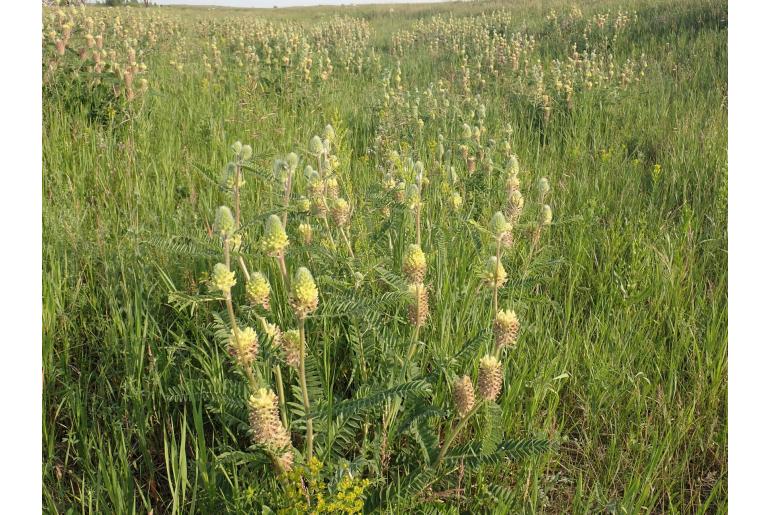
321, 213, 336, 248
277, 251, 288, 285
273, 365, 289, 430
238, 256, 250, 281
493, 238, 501, 314
529, 225, 542, 262
224, 240, 260, 390
282, 174, 292, 229
406, 298, 421, 364
416, 203, 421, 247
234, 160, 242, 228
298, 318, 314, 458
340, 226, 355, 259
434, 402, 482, 467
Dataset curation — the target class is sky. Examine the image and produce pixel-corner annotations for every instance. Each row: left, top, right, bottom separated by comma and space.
156, 0, 447, 7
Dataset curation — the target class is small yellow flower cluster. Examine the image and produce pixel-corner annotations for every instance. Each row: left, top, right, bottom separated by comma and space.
651, 163, 662, 185
280, 458, 370, 515
319, 475, 371, 514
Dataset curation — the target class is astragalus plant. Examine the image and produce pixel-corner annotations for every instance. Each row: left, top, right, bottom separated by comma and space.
163, 124, 553, 512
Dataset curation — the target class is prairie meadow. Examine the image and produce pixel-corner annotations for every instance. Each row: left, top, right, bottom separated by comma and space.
42, 0, 727, 512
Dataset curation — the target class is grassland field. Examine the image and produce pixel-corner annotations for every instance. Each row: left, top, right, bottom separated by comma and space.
42, 0, 727, 512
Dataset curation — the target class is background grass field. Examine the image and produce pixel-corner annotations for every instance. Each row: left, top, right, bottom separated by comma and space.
42, 0, 727, 512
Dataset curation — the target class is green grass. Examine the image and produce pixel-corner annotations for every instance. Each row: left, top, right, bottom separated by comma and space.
43, 0, 727, 512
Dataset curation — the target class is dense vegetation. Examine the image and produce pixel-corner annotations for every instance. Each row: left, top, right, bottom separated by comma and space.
42, 0, 727, 512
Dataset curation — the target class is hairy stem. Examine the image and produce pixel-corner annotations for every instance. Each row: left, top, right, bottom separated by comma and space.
340, 226, 355, 259
277, 251, 288, 285
298, 318, 314, 458
234, 160, 242, 228
282, 174, 292, 229
238, 256, 250, 282
434, 402, 482, 467
273, 365, 289, 430
493, 238, 501, 314
224, 241, 260, 390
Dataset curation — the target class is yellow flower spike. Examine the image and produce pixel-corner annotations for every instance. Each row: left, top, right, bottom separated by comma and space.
494, 308, 520, 348
540, 204, 553, 226
402, 244, 427, 283
248, 388, 293, 473
291, 267, 319, 318
451, 192, 463, 211
214, 205, 235, 240
407, 283, 429, 328
490, 211, 512, 239
482, 256, 507, 289
281, 329, 302, 369
212, 263, 236, 293
298, 222, 313, 245
228, 326, 258, 367
262, 214, 289, 256
246, 272, 271, 309
331, 197, 350, 226
478, 354, 503, 401
452, 375, 476, 417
